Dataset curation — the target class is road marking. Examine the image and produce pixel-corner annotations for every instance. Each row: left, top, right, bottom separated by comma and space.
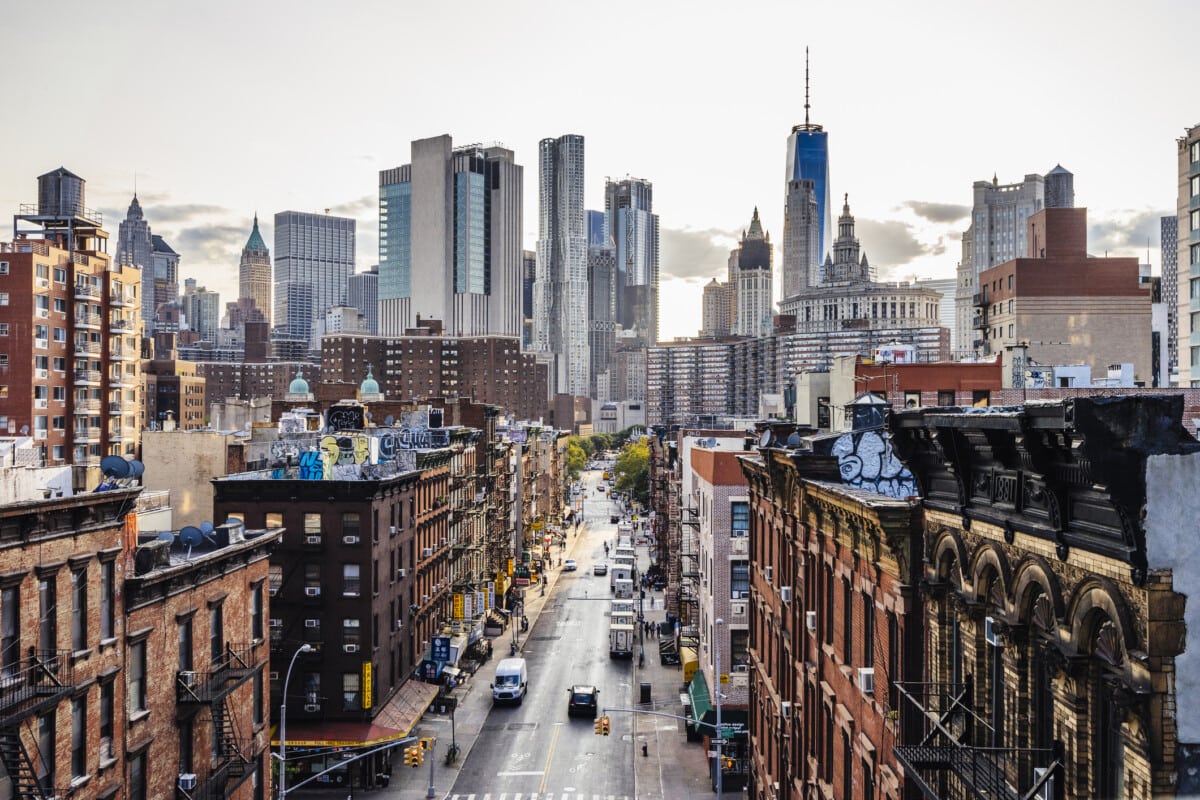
496, 771, 545, 776
539, 722, 562, 794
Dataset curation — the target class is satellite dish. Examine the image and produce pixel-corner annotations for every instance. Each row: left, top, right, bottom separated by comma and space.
19, 425, 28, 435
127, 460, 145, 479
100, 456, 131, 479
225, 517, 242, 527
707, 437, 717, 448
179, 526, 203, 547
759, 429, 773, 448
156, 531, 175, 543
786, 432, 802, 447
384, 415, 394, 426
199, 521, 214, 535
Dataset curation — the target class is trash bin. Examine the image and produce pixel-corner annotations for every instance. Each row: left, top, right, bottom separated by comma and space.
640, 682, 651, 704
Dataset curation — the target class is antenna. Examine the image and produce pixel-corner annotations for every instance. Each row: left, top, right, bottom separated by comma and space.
804, 47, 810, 127
179, 526, 203, 558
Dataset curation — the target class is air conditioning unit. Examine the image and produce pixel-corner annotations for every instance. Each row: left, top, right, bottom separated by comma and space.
422, 595, 429, 604
395, 619, 403, 630
731, 603, 746, 616
304, 619, 320, 629
178, 773, 197, 792
1033, 767, 1055, 800
732, 664, 749, 673
857, 667, 875, 695
305, 586, 321, 597
389, 526, 397, 535
342, 535, 360, 545
303, 703, 321, 713
764, 566, 773, 583
178, 671, 196, 688
304, 535, 322, 545
780, 701, 792, 719
269, 618, 282, 629
805, 610, 816, 632
269, 671, 280, 681
422, 548, 433, 558
344, 644, 359, 654
396, 568, 407, 578
441, 537, 448, 546
780, 586, 793, 604
985, 615, 1000, 647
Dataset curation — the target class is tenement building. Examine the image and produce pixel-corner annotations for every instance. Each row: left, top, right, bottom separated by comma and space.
889, 396, 1200, 798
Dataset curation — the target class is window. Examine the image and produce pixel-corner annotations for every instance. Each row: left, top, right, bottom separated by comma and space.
253, 671, 264, 726
266, 512, 282, 528
342, 618, 361, 647
972, 390, 990, 407
178, 617, 193, 672
53, 327, 66, 343
0, 293, 8, 305
39, 575, 56, 651
304, 563, 321, 594
210, 603, 224, 663
863, 760, 875, 800
842, 732, 853, 800
1, 585, 19, 679
843, 579, 853, 666
342, 673, 361, 711
72, 695, 87, 779
54, 298, 67, 313
99, 680, 114, 762
178, 719, 194, 774
824, 567, 835, 645
251, 583, 263, 640
1192, 140, 1200, 163
129, 640, 147, 713
342, 512, 361, 540
53, 416, 65, 431
53, 356, 66, 371
730, 502, 749, 536
0, 324, 7, 336
862, 591, 874, 668
99, 560, 115, 640
304, 513, 321, 539
343, 564, 361, 596
129, 751, 147, 800
53, 267, 66, 284
1192, 209, 1200, 232
0, 262, 7, 274
730, 561, 749, 597
71, 568, 87, 651
38, 712, 55, 793
269, 563, 283, 597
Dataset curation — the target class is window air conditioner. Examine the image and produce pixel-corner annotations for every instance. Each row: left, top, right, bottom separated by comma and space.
344, 644, 359, 654
305, 619, 320, 629
805, 610, 816, 632
396, 568, 406, 578
396, 619, 403, 630
857, 667, 875, 695
732, 664, 749, 673
764, 566, 773, 583
269, 618, 282, 628
178, 671, 196, 688
303, 703, 321, 713
780, 701, 792, 719
178, 773, 198, 792
422, 548, 433, 558
780, 586, 793, 603
269, 671, 280, 681
732, 603, 746, 616
342, 535, 360, 545
422, 595, 429, 604
305, 586, 321, 597
304, 535, 322, 545
389, 526, 397, 535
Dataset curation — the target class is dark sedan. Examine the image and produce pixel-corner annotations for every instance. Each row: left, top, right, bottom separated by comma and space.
567, 685, 599, 717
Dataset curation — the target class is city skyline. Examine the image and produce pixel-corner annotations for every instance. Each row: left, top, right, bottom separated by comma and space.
0, 0, 1189, 341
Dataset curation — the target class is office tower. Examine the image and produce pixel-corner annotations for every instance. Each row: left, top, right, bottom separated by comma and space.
588, 242, 617, 398
1177, 124, 1200, 386
730, 209, 774, 338
954, 173, 1045, 357
604, 177, 660, 346
239, 213, 272, 324
1044, 164, 1075, 209
521, 249, 536, 348
785, 51, 831, 266
781, 179, 820, 301
115, 195, 156, 329
377, 135, 523, 337
1162, 215, 1178, 382
587, 210, 606, 248
273, 210, 355, 340
701, 278, 732, 337
150, 234, 179, 327
6, 167, 142, 463
534, 134, 590, 397
346, 266, 379, 334
182, 278, 221, 342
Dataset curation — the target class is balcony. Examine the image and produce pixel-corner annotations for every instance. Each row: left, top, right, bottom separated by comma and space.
74, 283, 101, 301
74, 426, 101, 442
970, 312, 987, 330
110, 318, 134, 333
110, 346, 134, 361
109, 291, 136, 308
175, 643, 261, 706
972, 292, 987, 307
0, 650, 77, 729
74, 399, 100, 414
109, 373, 135, 389
74, 340, 100, 357
74, 370, 102, 386
75, 313, 102, 329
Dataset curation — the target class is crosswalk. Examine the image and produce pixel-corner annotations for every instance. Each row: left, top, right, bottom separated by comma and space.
445, 795, 631, 800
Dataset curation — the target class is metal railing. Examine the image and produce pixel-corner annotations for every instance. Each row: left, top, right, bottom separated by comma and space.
0, 649, 76, 728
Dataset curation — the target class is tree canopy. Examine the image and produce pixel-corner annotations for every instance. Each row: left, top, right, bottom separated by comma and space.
613, 437, 650, 506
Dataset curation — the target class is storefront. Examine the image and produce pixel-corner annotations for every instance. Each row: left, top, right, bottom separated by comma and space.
684, 671, 749, 791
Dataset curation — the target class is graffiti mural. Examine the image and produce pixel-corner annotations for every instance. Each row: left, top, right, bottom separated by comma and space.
327, 405, 366, 432
829, 430, 918, 499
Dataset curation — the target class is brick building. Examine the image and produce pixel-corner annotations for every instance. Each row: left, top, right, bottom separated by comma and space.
143, 357, 206, 431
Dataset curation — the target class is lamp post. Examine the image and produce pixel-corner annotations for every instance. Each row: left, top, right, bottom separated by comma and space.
714, 618, 724, 800
278, 643, 313, 799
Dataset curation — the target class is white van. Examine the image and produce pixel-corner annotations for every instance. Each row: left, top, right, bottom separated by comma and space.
613, 578, 634, 599
491, 657, 528, 704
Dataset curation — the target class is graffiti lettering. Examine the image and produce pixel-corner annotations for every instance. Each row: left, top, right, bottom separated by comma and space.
297, 451, 324, 481
830, 430, 918, 499
327, 406, 365, 432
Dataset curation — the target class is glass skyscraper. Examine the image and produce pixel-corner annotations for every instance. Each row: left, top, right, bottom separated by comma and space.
604, 177, 660, 347
273, 210, 356, 341
785, 126, 831, 263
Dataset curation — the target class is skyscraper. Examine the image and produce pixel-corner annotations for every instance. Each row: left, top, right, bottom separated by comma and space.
377, 135, 523, 337
115, 195, 156, 329
273, 210, 355, 341
239, 213, 271, 325
346, 266, 378, 334
784, 51, 831, 275
1162, 215, 1178, 382
182, 278, 220, 342
150, 234, 179, 327
534, 134, 589, 397
1176, 124, 1200, 386
730, 208, 774, 339
604, 177, 660, 346
781, 178, 820, 300
587, 210, 606, 248
588, 242, 617, 398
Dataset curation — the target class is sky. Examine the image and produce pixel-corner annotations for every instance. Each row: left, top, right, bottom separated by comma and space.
0, 0, 1191, 341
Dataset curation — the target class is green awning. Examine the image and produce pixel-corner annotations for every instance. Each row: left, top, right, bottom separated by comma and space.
687, 670, 712, 732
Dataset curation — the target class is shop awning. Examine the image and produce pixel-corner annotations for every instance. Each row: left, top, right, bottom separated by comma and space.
271, 679, 438, 747
687, 671, 712, 733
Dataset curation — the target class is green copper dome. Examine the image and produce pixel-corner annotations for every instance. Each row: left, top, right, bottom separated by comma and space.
288, 369, 309, 395
360, 365, 380, 396
245, 214, 268, 253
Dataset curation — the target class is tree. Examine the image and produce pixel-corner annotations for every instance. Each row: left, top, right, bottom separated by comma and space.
613, 438, 650, 506
565, 441, 588, 481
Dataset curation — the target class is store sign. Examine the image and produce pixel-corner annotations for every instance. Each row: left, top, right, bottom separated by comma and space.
361, 662, 372, 709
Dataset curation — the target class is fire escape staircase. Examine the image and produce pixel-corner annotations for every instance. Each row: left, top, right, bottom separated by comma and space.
677, 506, 701, 651
0, 650, 75, 800
176, 643, 262, 800
893, 679, 1064, 800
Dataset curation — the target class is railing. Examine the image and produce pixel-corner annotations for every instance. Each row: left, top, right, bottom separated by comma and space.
0, 649, 76, 728
110, 319, 133, 332
74, 341, 100, 356
74, 283, 101, 300
175, 643, 260, 705
74, 314, 102, 328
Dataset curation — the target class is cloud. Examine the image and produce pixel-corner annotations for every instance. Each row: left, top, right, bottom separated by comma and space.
327, 193, 377, 217
1088, 209, 1169, 256
173, 224, 247, 267
660, 226, 739, 281
901, 200, 970, 225
149, 203, 231, 224
855, 218, 936, 265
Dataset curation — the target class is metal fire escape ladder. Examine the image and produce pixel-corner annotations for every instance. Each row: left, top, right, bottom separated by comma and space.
0, 726, 44, 800
678, 505, 701, 650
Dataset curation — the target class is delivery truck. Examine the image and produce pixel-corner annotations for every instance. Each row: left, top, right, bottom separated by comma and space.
608, 620, 635, 658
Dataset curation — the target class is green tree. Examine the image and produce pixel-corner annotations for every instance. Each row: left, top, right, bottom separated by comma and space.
588, 433, 613, 454
565, 441, 588, 481
613, 438, 650, 506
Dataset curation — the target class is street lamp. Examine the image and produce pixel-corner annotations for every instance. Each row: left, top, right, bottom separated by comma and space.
714, 618, 724, 800
278, 643, 313, 799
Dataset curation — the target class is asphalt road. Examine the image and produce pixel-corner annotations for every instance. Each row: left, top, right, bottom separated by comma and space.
444, 470, 637, 798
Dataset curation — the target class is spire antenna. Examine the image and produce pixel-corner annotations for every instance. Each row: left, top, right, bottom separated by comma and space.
804, 47, 811, 127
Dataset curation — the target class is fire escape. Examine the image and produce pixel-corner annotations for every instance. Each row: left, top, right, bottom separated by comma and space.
971, 291, 990, 357
175, 642, 264, 800
893, 676, 1063, 800
677, 504, 701, 653
0, 649, 76, 799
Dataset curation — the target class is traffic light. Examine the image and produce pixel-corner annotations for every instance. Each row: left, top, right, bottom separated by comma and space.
723, 756, 735, 769
593, 716, 604, 735
404, 746, 419, 768
414, 745, 425, 766
601, 715, 611, 736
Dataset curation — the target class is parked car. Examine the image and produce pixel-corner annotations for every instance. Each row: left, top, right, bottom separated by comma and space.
594, 562, 608, 575
610, 515, 619, 523
567, 685, 599, 717
563, 559, 577, 571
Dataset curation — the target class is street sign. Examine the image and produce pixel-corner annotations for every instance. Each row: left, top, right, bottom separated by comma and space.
432, 636, 451, 662
719, 673, 730, 685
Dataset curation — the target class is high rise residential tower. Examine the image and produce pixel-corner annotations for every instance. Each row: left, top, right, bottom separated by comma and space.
1162, 215, 1178, 382
534, 134, 589, 397
238, 213, 271, 324
347, 266, 379, 334
784, 50, 831, 284
273, 210, 355, 341
604, 177, 660, 346
377, 135, 523, 337
1177, 124, 1200, 386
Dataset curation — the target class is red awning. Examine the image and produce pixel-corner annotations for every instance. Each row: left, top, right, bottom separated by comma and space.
272, 679, 439, 747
